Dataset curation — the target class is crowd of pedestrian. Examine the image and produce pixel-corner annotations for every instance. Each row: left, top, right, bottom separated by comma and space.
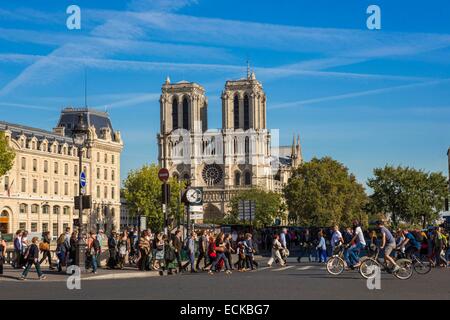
2, 221, 449, 280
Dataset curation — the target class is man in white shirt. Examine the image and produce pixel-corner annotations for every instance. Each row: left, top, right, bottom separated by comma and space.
347, 220, 366, 268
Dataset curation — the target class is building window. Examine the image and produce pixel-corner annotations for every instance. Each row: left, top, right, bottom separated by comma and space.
63, 207, 70, 215
21, 157, 26, 170
32, 179, 37, 193
104, 153, 108, 164
74, 183, 78, 196
54, 162, 58, 174
111, 170, 115, 181
244, 94, 250, 130
235, 172, 241, 186
19, 222, 26, 230
172, 97, 179, 130
97, 186, 100, 198
64, 163, 68, 175
4, 176, 9, 191
112, 155, 115, 164
64, 182, 69, 196
245, 172, 252, 185
182, 97, 189, 130
52, 223, 58, 237
19, 203, 28, 214
63, 223, 69, 232
111, 208, 115, 218
44, 160, 48, 173
54, 181, 59, 195
53, 206, 60, 215
104, 186, 108, 199
42, 205, 49, 214
31, 204, 39, 214
104, 169, 108, 180
32, 159, 37, 172
31, 222, 38, 232
234, 95, 239, 129
111, 187, 115, 199
74, 165, 78, 176
44, 180, 48, 194
97, 152, 100, 162
21, 178, 26, 193
42, 223, 48, 232
97, 168, 100, 179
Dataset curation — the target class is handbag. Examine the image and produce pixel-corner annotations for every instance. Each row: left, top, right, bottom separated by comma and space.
39, 242, 50, 252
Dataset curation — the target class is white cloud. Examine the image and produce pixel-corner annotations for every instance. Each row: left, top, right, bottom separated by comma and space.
270, 79, 450, 110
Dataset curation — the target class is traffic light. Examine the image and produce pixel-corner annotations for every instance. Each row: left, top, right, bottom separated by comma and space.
161, 184, 170, 204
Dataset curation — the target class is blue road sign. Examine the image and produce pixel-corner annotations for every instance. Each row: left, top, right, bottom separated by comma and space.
80, 172, 87, 188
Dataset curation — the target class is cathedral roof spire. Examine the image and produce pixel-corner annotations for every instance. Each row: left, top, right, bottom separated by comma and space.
247, 60, 251, 79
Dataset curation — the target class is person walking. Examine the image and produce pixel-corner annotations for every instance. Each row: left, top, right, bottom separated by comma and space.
0, 233, 6, 275
154, 233, 166, 274
224, 233, 235, 270
19, 237, 46, 280
87, 232, 101, 274
55, 234, 67, 272
107, 231, 118, 269
208, 233, 232, 275
182, 231, 197, 273
244, 233, 256, 270
117, 232, 130, 269
138, 230, 151, 271
172, 229, 183, 273
21, 231, 29, 268
13, 230, 23, 269
316, 231, 327, 263
267, 234, 285, 267
68, 231, 77, 266
196, 230, 208, 271
39, 231, 54, 270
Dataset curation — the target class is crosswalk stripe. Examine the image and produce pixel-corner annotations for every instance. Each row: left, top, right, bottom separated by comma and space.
251, 266, 271, 272
297, 266, 313, 271
271, 266, 294, 272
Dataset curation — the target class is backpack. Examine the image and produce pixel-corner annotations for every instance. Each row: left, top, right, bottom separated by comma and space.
164, 245, 176, 262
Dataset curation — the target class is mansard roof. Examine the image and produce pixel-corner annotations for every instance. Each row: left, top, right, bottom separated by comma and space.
0, 121, 74, 145
56, 107, 117, 142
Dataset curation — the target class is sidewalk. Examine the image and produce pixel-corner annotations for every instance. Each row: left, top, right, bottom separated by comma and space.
0, 264, 159, 282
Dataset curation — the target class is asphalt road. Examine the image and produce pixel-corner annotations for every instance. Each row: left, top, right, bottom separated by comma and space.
1, 258, 449, 300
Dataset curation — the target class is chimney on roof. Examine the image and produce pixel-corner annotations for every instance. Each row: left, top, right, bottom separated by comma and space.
53, 126, 65, 137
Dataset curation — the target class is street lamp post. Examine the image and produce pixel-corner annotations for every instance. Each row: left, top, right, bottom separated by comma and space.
72, 113, 89, 270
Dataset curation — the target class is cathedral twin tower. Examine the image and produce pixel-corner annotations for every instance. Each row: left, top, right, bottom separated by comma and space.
157, 70, 295, 219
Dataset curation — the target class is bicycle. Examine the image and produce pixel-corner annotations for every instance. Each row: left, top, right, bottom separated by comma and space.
359, 247, 413, 280
326, 243, 373, 275
397, 250, 432, 275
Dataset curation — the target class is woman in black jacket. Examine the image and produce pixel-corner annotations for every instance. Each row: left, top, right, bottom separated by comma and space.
20, 237, 46, 280
39, 231, 54, 270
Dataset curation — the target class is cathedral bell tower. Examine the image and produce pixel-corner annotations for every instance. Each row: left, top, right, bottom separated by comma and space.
221, 70, 266, 131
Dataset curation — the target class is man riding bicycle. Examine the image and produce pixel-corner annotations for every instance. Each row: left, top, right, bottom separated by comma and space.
398, 229, 421, 259
376, 220, 400, 272
346, 220, 366, 268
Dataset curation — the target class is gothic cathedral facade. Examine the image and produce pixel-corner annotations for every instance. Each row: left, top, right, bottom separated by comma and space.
157, 71, 302, 220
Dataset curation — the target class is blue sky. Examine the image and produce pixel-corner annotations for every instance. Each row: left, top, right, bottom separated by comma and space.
1, 0, 450, 187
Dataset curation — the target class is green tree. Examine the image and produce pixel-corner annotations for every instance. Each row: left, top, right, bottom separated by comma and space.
283, 157, 368, 227
228, 188, 283, 228
0, 132, 15, 176
367, 166, 448, 228
123, 164, 185, 232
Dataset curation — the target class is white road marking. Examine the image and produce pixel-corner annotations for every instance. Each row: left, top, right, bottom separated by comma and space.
271, 266, 294, 272
297, 266, 313, 271
251, 266, 271, 272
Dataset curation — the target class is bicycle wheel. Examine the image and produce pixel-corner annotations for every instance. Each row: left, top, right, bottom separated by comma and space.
359, 258, 379, 279
394, 259, 413, 280
413, 257, 432, 275
326, 256, 345, 275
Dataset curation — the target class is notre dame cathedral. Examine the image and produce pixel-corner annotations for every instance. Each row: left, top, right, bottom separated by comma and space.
157, 69, 302, 220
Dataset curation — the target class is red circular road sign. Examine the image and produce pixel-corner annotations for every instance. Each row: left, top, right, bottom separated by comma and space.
158, 168, 170, 182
